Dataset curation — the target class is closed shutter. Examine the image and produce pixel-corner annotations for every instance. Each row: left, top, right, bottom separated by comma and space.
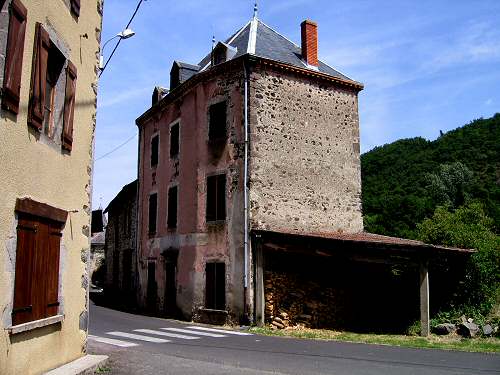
28, 23, 50, 131
62, 61, 77, 151
1, 0, 27, 114
12, 217, 37, 325
216, 174, 226, 220
70, 0, 80, 17
46, 223, 62, 316
31, 220, 49, 321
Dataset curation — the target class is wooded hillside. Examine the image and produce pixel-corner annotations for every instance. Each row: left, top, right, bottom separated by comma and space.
361, 113, 500, 238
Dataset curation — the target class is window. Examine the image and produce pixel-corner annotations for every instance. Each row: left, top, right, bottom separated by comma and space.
148, 193, 157, 234
206, 174, 226, 222
1, 0, 27, 114
12, 198, 67, 326
28, 23, 77, 151
205, 262, 225, 310
170, 123, 179, 158
167, 186, 178, 229
208, 101, 227, 141
151, 135, 159, 167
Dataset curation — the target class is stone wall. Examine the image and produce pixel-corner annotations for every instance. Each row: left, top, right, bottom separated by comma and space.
249, 66, 363, 234
105, 187, 138, 304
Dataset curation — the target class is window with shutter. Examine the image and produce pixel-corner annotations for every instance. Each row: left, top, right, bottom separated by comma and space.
148, 193, 157, 234
205, 262, 225, 310
167, 186, 178, 229
12, 199, 67, 326
206, 174, 226, 222
62, 61, 77, 151
1, 0, 27, 114
28, 23, 50, 131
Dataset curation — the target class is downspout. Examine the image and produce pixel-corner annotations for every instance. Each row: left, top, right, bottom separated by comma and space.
243, 59, 250, 300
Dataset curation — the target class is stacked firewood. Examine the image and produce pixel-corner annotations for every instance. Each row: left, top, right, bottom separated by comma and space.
264, 271, 346, 329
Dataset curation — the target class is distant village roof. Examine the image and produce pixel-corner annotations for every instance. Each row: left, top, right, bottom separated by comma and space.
91, 231, 105, 246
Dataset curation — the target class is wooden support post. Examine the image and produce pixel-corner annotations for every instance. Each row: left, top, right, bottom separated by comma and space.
419, 261, 430, 337
254, 235, 265, 327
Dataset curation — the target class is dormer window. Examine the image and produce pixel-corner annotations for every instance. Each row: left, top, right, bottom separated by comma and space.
211, 42, 237, 66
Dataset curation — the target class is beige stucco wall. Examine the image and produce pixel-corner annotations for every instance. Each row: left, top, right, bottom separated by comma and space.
0, 1, 102, 374
249, 67, 363, 234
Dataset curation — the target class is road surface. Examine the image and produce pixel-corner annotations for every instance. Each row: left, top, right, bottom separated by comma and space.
88, 302, 500, 374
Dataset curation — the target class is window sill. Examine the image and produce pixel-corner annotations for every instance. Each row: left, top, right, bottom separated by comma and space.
6, 314, 64, 335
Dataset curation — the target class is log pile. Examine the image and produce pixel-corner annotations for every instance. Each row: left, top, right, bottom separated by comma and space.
264, 270, 347, 329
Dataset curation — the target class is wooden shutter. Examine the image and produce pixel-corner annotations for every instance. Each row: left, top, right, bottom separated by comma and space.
1, 0, 27, 114
206, 176, 216, 222
62, 61, 77, 151
46, 223, 62, 317
205, 263, 215, 309
31, 220, 49, 321
216, 174, 226, 220
12, 217, 36, 325
70, 0, 80, 17
28, 23, 50, 131
215, 263, 225, 310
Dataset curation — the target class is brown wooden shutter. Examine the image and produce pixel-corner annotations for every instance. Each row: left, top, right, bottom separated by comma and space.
28, 23, 50, 131
46, 223, 62, 317
62, 61, 77, 151
12, 217, 37, 325
31, 220, 49, 321
70, 0, 80, 17
1, 0, 27, 114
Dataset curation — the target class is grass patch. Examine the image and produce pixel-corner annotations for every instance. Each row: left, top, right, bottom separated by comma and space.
249, 326, 500, 353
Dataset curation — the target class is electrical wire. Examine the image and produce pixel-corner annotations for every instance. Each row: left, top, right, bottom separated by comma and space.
99, 0, 146, 76
95, 133, 137, 161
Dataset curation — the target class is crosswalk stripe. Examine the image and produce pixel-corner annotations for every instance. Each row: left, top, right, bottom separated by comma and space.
89, 334, 139, 347
134, 329, 200, 340
161, 327, 226, 337
186, 326, 253, 336
107, 331, 171, 343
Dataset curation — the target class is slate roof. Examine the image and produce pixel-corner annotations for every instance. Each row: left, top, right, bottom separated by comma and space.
197, 18, 353, 82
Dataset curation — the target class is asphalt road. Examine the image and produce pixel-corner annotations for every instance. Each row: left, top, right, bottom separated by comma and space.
88, 302, 500, 375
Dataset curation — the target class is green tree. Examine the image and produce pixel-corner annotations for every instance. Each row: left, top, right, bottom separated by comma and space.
417, 203, 500, 316
425, 162, 473, 209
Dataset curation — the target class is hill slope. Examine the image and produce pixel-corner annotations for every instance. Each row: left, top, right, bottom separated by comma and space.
361, 113, 500, 238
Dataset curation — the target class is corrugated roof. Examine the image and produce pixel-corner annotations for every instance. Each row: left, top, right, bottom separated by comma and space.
254, 229, 475, 253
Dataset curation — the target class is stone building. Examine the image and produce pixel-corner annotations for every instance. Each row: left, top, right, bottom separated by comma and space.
135, 11, 471, 333
0, 0, 103, 373
104, 180, 138, 305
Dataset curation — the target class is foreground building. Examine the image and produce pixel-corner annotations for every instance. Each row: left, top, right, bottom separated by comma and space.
0, 0, 103, 373
135, 11, 471, 333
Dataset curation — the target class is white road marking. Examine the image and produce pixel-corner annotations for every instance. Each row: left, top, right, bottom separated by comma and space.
134, 329, 200, 340
107, 331, 171, 343
186, 326, 253, 336
161, 327, 226, 338
89, 334, 139, 347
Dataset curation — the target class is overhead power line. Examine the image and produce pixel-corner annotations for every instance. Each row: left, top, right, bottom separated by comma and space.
95, 133, 137, 161
99, 0, 146, 76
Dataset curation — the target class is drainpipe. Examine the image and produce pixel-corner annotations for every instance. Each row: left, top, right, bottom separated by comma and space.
243, 59, 250, 302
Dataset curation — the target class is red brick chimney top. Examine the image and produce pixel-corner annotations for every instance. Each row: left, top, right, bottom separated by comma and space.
301, 20, 318, 67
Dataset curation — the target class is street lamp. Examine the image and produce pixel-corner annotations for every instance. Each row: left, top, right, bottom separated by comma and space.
99, 28, 136, 70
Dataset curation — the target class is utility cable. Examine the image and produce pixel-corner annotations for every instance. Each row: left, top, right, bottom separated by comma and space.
99, 0, 146, 76
95, 133, 137, 161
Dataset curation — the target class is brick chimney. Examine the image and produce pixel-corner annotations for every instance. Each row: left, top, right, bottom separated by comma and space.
301, 20, 318, 67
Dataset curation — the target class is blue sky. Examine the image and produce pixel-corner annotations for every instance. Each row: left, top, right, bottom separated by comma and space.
93, 0, 500, 209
